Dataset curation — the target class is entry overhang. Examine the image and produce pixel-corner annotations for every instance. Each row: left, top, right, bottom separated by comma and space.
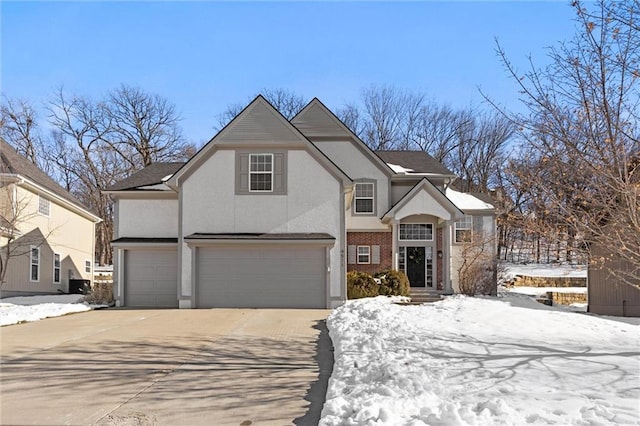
382, 178, 464, 223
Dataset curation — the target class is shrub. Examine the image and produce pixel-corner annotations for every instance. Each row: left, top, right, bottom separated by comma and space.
347, 271, 379, 299
374, 270, 410, 296
83, 282, 114, 305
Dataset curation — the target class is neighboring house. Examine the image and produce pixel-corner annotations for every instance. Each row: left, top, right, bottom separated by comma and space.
0, 140, 101, 298
105, 96, 496, 309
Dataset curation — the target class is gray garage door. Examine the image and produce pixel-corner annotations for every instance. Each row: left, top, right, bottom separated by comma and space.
125, 249, 178, 308
197, 245, 326, 308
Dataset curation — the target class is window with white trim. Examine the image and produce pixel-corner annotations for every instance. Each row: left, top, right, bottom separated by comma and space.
38, 196, 50, 216
354, 182, 375, 214
399, 223, 433, 241
454, 215, 473, 243
30, 246, 40, 282
85, 260, 92, 274
53, 253, 61, 284
249, 153, 273, 192
357, 246, 371, 264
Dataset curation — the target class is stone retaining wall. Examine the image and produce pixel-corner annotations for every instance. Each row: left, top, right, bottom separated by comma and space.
513, 275, 586, 288
547, 292, 587, 305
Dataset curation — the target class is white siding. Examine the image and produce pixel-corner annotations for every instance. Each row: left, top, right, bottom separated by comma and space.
181, 149, 343, 302
117, 198, 178, 238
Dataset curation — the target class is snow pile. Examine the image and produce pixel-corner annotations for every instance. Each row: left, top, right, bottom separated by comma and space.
445, 188, 494, 210
1, 294, 90, 326
321, 296, 640, 425
387, 163, 415, 174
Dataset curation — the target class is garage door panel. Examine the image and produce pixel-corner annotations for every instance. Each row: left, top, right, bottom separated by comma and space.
125, 249, 178, 308
197, 245, 326, 309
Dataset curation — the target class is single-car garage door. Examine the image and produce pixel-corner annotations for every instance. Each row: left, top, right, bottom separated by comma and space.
125, 249, 178, 307
197, 245, 326, 308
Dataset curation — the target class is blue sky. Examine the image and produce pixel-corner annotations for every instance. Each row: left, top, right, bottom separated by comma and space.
2, 1, 578, 145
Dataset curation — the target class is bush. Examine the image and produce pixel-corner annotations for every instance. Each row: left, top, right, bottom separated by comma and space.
374, 270, 410, 296
83, 282, 114, 305
347, 271, 379, 299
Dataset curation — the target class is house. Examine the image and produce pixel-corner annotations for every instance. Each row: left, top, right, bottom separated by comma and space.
0, 139, 101, 298
588, 245, 640, 317
105, 96, 496, 309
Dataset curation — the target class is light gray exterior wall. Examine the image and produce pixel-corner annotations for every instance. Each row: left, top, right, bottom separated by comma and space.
312, 140, 389, 231
450, 215, 496, 293
116, 198, 179, 238
180, 149, 343, 308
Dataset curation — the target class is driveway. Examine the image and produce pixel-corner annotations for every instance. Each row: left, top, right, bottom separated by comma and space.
0, 308, 333, 425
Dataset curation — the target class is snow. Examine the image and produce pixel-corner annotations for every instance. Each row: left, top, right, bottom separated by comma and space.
504, 263, 587, 281
1, 294, 91, 326
387, 163, 415, 174
508, 286, 587, 297
445, 188, 494, 210
320, 296, 640, 425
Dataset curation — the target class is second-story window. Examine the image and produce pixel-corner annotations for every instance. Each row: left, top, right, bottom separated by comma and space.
249, 153, 273, 192
354, 182, 375, 214
38, 196, 50, 217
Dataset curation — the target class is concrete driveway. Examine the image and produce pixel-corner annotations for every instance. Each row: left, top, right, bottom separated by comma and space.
0, 308, 333, 425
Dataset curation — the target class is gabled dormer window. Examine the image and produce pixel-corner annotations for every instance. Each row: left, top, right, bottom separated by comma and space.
354, 181, 375, 215
236, 151, 287, 195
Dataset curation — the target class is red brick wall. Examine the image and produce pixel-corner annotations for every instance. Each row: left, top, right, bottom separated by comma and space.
347, 232, 393, 274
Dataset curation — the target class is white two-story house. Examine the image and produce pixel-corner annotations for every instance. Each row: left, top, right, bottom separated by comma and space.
105, 96, 496, 309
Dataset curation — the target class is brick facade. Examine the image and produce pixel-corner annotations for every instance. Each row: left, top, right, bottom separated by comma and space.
347, 231, 393, 274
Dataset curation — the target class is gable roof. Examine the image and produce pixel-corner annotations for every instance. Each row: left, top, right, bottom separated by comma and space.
105, 162, 185, 191
168, 95, 352, 188
382, 178, 464, 222
1, 139, 100, 221
292, 98, 394, 177
375, 151, 454, 176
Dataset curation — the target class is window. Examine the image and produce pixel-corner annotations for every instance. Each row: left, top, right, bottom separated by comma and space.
399, 224, 433, 241
357, 246, 371, 264
30, 246, 40, 282
249, 153, 273, 192
454, 215, 473, 243
354, 182, 375, 214
38, 196, 50, 216
85, 260, 92, 274
53, 253, 61, 284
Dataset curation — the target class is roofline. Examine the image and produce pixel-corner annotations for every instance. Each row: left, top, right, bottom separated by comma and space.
3, 173, 102, 223
381, 177, 464, 221
168, 95, 353, 189
293, 98, 395, 177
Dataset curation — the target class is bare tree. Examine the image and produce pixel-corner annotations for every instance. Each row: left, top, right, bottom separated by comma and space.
0, 97, 47, 172
494, 0, 639, 282
457, 230, 498, 296
107, 85, 189, 167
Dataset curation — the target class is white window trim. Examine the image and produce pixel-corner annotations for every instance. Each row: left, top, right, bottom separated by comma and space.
454, 215, 473, 243
53, 253, 61, 284
248, 153, 274, 193
30, 246, 40, 282
85, 260, 92, 274
354, 181, 375, 215
399, 223, 434, 241
357, 245, 371, 264
38, 195, 50, 217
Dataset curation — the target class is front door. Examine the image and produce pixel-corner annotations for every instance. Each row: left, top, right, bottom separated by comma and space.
401, 246, 434, 288
406, 246, 426, 287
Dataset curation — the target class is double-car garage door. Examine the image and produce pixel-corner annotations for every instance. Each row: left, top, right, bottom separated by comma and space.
197, 245, 327, 308
124, 245, 327, 308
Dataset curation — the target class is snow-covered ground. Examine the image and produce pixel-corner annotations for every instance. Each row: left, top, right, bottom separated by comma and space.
0, 294, 92, 326
503, 263, 587, 281
321, 296, 640, 425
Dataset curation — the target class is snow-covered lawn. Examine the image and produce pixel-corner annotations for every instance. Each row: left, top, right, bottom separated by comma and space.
0, 294, 92, 326
320, 295, 640, 425
503, 263, 587, 281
